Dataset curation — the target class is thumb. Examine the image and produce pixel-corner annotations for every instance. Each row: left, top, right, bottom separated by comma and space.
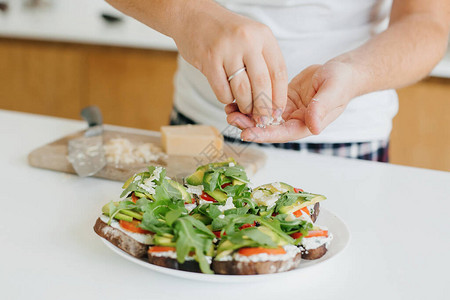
305, 78, 347, 135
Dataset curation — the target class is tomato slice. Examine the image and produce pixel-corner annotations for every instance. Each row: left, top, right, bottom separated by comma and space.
221, 183, 232, 189
119, 219, 152, 234
185, 198, 196, 204
131, 193, 139, 203
290, 232, 303, 239
294, 188, 304, 193
238, 246, 286, 256
305, 230, 328, 238
239, 222, 256, 230
293, 207, 310, 218
290, 230, 328, 239
200, 192, 217, 203
148, 246, 176, 253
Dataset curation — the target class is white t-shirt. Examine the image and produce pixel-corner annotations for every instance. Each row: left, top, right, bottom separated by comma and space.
173, 0, 399, 143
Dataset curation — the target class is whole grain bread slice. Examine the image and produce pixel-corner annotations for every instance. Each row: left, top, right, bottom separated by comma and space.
147, 252, 202, 273
212, 252, 302, 275
93, 217, 149, 258
301, 244, 328, 260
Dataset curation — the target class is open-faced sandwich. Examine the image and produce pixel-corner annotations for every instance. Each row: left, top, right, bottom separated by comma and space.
94, 158, 333, 275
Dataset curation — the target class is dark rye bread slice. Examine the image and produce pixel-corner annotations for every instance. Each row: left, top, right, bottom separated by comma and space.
310, 202, 320, 223
212, 252, 302, 275
148, 252, 202, 273
301, 244, 328, 260
93, 217, 149, 258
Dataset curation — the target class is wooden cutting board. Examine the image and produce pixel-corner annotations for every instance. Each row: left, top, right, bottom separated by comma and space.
28, 125, 267, 182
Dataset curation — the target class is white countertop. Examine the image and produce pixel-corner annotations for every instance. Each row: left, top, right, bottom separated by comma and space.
1, 0, 449, 78
1, 109, 449, 300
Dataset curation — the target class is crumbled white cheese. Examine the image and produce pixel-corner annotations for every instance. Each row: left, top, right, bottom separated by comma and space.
150, 166, 163, 182
217, 197, 235, 213
252, 190, 280, 209
301, 232, 333, 250
184, 203, 197, 213
271, 182, 287, 193
103, 138, 167, 166
186, 184, 203, 196
224, 245, 300, 262
218, 214, 225, 219
198, 199, 211, 206
229, 162, 235, 167
149, 250, 212, 264
138, 179, 156, 195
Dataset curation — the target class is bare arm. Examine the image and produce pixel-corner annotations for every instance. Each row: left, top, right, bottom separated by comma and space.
336, 0, 450, 96
106, 0, 289, 126
230, 0, 450, 142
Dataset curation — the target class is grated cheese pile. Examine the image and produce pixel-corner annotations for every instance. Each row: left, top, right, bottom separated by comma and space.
103, 138, 167, 166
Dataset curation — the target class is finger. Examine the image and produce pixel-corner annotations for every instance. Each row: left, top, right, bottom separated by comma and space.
244, 53, 272, 126
241, 119, 311, 143
263, 44, 288, 121
224, 103, 239, 115
227, 112, 255, 129
305, 80, 346, 135
225, 62, 253, 114
204, 64, 234, 105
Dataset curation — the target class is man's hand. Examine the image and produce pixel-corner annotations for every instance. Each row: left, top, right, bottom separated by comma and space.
226, 61, 357, 143
174, 0, 288, 126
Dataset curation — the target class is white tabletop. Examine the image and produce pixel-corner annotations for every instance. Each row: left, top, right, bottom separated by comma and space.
1, 109, 449, 300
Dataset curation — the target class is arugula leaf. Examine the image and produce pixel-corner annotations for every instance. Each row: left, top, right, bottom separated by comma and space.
258, 218, 294, 244
174, 217, 214, 274
165, 208, 185, 227
224, 166, 250, 184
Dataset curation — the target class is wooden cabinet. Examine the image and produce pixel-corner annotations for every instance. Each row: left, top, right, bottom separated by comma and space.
1, 38, 449, 171
0, 38, 178, 129
390, 78, 450, 172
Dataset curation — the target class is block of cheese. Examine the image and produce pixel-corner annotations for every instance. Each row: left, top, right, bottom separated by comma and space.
160, 125, 224, 156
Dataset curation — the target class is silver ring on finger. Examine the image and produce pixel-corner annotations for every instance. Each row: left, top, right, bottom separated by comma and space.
227, 67, 246, 82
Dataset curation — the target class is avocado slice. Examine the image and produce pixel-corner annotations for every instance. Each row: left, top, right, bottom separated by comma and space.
168, 179, 191, 203
153, 234, 176, 247
256, 226, 288, 246
196, 158, 236, 172
278, 195, 326, 214
205, 189, 228, 203
186, 169, 205, 185
232, 178, 245, 186
255, 182, 295, 194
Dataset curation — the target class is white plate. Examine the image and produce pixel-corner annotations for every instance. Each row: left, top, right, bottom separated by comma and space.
100, 208, 350, 282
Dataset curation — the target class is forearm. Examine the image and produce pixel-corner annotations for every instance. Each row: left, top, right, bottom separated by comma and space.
332, 11, 450, 97
105, 0, 217, 39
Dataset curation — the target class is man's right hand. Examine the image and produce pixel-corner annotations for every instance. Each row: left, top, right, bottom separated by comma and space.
172, 0, 288, 126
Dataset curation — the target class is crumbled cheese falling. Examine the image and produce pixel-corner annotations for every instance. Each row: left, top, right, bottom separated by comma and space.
103, 138, 167, 166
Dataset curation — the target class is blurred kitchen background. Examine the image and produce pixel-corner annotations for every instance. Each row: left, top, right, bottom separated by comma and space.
0, 0, 449, 171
